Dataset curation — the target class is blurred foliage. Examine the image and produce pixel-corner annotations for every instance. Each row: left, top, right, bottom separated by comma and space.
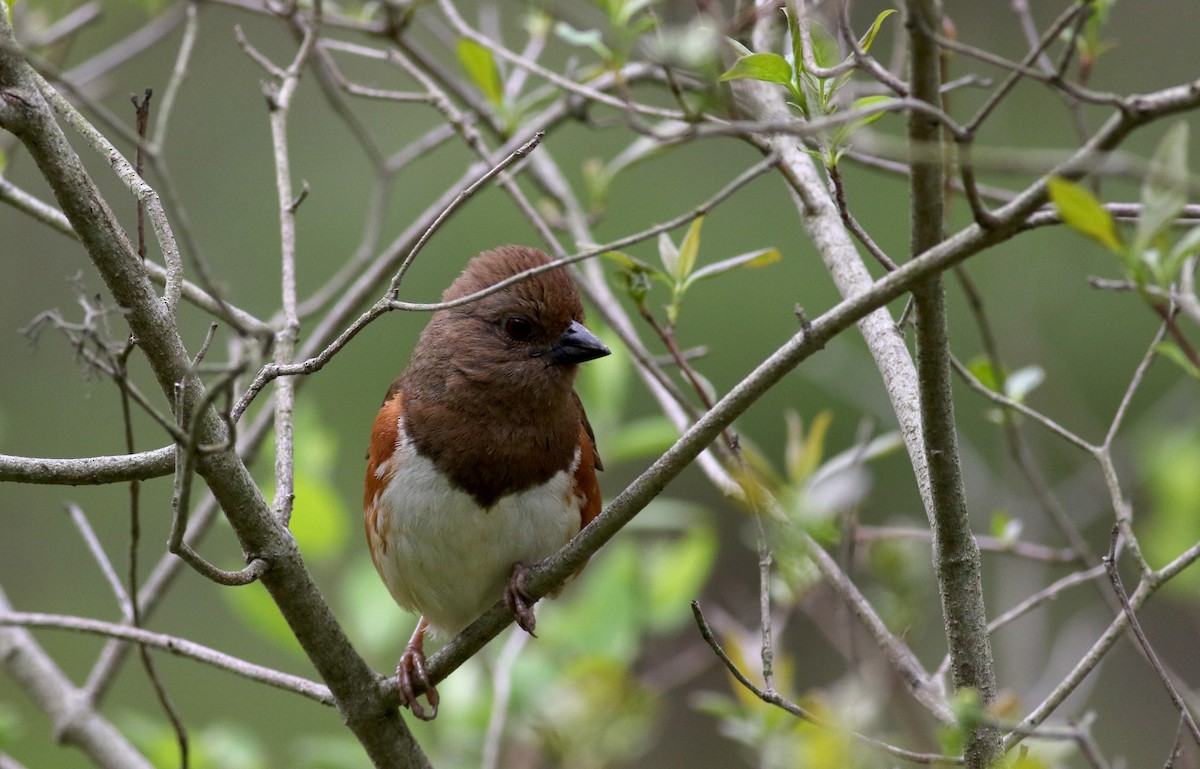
1139, 427, 1200, 595
0, 700, 22, 749
123, 714, 267, 769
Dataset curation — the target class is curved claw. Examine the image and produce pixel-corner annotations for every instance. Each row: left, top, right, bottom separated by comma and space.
397, 617, 439, 721
504, 562, 538, 637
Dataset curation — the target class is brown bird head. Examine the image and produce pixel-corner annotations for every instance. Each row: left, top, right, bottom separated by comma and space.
404, 245, 610, 401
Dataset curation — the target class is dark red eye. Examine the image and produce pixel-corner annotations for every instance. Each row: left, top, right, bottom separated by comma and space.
503, 316, 533, 340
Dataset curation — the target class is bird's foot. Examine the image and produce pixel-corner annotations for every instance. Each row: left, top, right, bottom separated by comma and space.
397, 622, 439, 721
505, 562, 538, 637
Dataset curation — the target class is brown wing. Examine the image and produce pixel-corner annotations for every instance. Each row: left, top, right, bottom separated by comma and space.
573, 399, 603, 530
572, 390, 603, 471
364, 387, 404, 562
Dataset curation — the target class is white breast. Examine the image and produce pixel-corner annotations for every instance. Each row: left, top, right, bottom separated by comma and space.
367, 420, 583, 637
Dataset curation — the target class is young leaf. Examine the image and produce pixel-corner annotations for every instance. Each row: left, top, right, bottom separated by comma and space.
675, 216, 704, 282
657, 232, 680, 278
605, 125, 686, 184
785, 409, 833, 484
859, 9, 897, 53
455, 38, 503, 106
725, 36, 754, 59
1165, 225, 1200, 280
1135, 122, 1189, 253
718, 52, 792, 85
848, 95, 892, 127
1003, 365, 1045, 403
602, 249, 656, 274
554, 21, 612, 60
831, 95, 894, 151
685, 247, 781, 287
1047, 176, 1122, 252
808, 20, 839, 69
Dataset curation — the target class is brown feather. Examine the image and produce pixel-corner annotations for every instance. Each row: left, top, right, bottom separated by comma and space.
574, 420, 603, 530
364, 389, 403, 561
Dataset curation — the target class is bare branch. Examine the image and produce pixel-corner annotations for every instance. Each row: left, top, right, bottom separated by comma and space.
0, 610, 334, 706
0, 448, 174, 485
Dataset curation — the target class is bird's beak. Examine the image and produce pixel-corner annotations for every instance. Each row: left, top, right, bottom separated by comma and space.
547, 320, 611, 366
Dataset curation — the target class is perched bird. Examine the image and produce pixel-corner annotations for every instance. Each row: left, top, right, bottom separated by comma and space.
363, 245, 610, 720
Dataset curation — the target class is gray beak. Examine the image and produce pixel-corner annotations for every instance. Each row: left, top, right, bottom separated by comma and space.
547, 320, 610, 366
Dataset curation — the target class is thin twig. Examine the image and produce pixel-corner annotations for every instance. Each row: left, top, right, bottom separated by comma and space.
1103, 527, 1200, 746
65, 504, 134, 619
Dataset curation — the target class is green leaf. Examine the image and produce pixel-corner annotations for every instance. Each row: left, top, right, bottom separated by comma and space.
1153, 341, 1200, 379
859, 9, 897, 53
674, 216, 704, 282
1047, 176, 1122, 252
685, 247, 781, 287
455, 37, 503, 106
808, 20, 839, 69
718, 52, 792, 85
1135, 122, 1189, 253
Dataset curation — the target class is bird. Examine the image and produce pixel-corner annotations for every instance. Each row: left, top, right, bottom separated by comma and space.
363, 245, 610, 720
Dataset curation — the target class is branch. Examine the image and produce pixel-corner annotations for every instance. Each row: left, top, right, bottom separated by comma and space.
0, 448, 174, 485
904, 3, 1000, 766
0, 13, 430, 768
0, 610, 335, 706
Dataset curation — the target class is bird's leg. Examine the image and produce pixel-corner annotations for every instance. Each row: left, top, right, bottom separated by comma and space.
397, 616, 439, 721
504, 562, 538, 636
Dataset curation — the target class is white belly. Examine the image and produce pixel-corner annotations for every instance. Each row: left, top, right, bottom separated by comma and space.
368, 429, 582, 636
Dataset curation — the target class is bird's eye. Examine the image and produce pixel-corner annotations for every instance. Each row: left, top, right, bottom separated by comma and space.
503, 316, 534, 340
